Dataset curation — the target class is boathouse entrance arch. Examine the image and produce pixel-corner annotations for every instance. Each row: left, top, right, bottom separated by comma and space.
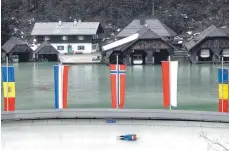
109, 50, 124, 64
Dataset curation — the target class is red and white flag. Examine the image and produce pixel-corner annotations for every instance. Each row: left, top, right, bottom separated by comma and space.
161, 61, 178, 107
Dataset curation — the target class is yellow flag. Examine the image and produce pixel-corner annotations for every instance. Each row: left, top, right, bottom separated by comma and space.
3, 82, 16, 98
218, 84, 228, 99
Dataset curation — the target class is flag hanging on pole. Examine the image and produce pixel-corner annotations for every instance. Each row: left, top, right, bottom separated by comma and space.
2, 66, 16, 111
161, 61, 178, 108
110, 64, 126, 109
218, 68, 228, 112
54, 65, 69, 109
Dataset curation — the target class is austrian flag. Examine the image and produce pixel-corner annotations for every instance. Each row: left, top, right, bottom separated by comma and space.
161, 61, 178, 108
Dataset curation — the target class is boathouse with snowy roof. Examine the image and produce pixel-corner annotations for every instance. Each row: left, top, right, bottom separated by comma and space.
102, 17, 177, 65
185, 25, 229, 64
2, 37, 33, 62
102, 26, 177, 65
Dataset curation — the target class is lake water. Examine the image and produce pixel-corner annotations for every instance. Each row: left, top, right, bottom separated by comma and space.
1, 62, 222, 111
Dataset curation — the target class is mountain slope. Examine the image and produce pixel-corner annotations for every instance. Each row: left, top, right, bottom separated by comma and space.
1, 0, 229, 44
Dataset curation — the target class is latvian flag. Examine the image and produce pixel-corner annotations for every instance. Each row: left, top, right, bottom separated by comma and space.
2, 66, 16, 111
161, 61, 178, 108
54, 65, 69, 109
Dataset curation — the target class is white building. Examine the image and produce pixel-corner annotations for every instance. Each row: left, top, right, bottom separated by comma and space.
31, 20, 104, 54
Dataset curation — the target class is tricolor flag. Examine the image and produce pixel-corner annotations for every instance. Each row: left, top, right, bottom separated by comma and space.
54, 65, 69, 109
2, 66, 16, 111
218, 68, 229, 112
161, 61, 178, 108
110, 64, 126, 109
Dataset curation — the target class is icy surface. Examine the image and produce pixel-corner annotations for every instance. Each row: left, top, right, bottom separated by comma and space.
1, 119, 229, 151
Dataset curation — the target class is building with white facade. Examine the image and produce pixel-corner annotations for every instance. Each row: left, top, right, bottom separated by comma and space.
31, 20, 104, 56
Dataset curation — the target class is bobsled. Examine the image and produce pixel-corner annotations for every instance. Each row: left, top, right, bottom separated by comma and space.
117, 134, 137, 141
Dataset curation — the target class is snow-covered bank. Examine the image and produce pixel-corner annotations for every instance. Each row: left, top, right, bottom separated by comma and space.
1, 120, 229, 151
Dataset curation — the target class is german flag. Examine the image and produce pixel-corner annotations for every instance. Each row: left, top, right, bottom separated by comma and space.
2, 66, 16, 111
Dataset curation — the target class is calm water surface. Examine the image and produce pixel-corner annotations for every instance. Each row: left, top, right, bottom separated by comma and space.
1, 62, 221, 111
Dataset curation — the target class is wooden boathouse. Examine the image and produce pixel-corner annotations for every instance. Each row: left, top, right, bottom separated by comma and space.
1, 37, 33, 62
185, 25, 229, 64
102, 18, 177, 65
34, 41, 60, 62
102, 26, 177, 65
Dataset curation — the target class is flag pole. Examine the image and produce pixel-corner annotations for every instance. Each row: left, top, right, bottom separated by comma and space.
221, 56, 224, 112
6, 55, 9, 111
116, 54, 119, 110
60, 60, 63, 110
168, 55, 171, 111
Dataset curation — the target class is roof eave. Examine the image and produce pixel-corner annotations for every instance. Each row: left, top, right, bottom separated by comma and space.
31, 33, 97, 36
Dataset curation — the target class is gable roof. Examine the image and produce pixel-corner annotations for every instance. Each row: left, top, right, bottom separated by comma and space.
35, 41, 59, 54
102, 26, 162, 52
2, 37, 27, 53
137, 26, 161, 39
117, 18, 177, 38
185, 25, 228, 51
220, 27, 229, 35
31, 22, 102, 36
102, 26, 177, 56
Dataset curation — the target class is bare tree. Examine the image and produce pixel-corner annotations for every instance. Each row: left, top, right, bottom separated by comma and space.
199, 131, 229, 151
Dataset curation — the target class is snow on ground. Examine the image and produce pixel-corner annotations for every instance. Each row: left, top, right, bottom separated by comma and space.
1, 119, 229, 151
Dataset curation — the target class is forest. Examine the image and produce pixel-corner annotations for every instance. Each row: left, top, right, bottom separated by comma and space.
1, 0, 229, 44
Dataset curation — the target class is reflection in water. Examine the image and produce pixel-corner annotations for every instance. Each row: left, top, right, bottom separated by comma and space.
199, 65, 211, 83
31, 63, 53, 91
32, 63, 37, 84
1, 63, 219, 110
68, 65, 100, 104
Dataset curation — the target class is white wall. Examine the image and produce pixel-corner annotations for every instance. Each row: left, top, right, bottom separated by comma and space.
50, 43, 97, 54
92, 43, 99, 53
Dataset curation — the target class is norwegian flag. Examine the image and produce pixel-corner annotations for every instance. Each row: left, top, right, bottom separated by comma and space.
110, 64, 126, 109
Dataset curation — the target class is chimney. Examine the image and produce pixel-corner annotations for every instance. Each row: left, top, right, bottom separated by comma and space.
140, 16, 145, 25
73, 19, 77, 26
78, 19, 81, 23
58, 20, 62, 26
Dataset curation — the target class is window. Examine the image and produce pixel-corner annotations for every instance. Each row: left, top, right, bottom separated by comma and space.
78, 36, 84, 40
44, 36, 50, 41
61, 36, 68, 41
92, 44, 97, 50
156, 49, 160, 52
133, 55, 142, 60
93, 34, 99, 39
78, 46, 85, 50
57, 46, 64, 50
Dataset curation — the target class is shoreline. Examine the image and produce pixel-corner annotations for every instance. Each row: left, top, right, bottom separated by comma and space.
2, 109, 229, 123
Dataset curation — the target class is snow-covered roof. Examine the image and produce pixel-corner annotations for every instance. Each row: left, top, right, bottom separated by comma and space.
185, 25, 228, 51
117, 18, 177, 38
102, 33, 139, 51
102, 26, 174, 52
2, 37, 30, 53
31, 22, 102, 36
